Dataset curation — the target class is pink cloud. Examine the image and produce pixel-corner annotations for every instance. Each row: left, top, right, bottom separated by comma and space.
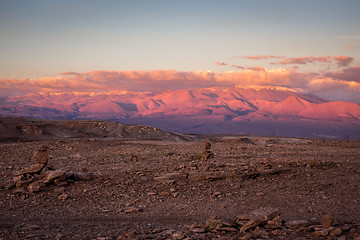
60, 71, 80, 76
307, 77, 360, 103
243, 55, 280, 60
0, 69, 311, 96
274, 56, 354, 67
231, 65, 245, 69
215, 61, 228, 66
332, 55, 354, 67
274, 56, 332, 65
0, 67, 359, 103
247, 66, 266, 72
325, 66, 360, 83
244, 55, 354, 67
217, 62, 265, 72
231, 65, 265, 71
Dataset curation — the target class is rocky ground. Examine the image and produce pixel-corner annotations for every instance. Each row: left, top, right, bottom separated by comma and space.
1, 135, 360, 239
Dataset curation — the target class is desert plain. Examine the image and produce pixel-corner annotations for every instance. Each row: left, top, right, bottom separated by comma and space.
0, 118, 359, 239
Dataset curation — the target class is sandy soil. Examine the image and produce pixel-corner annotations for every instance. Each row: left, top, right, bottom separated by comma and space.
1, 136, 360, 239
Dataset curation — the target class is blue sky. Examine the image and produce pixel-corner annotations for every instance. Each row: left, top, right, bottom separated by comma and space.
1, 0, 359, 79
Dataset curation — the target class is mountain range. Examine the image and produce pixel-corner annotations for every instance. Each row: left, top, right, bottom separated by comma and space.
1, 86, 360, 139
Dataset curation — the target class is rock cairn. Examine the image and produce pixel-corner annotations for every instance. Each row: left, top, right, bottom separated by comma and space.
194, 208, 349, 239
201, 139, 214, 160
6, 145, 98, 193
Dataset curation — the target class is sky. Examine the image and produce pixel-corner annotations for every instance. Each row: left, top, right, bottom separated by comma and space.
0, 0, 360, 103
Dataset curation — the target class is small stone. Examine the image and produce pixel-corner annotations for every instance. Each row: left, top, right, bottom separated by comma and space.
239, 233, 254, 240
159, 191, 170, 197
152, 228, 162, 234
53, 187, 65, 193
314, 229, 329, 237
34, 145, 49, 165
265, 215, 282, 229
329, 227, 342, 237
201, 152, 214, 160
58, 193, 68, 201
240, 219, 265, 233
56, 181, 68, 186
285, 220, 311, 227
13, 175, 24, 183
64, 171, 74, 179
204, 215, 236, 232
55, 233, 63, 240
214, 191, 222, 197
163, 229, 175, 235
73, 172, 98, 181
191, 228, 205, 233
15, 177, 33, 188
97, 237, 111, 240
125, 207, 140, 213
322, 212, 334, 228
40, 167, 52, 178
172, 232, 184, 239
27, 180, 44, 192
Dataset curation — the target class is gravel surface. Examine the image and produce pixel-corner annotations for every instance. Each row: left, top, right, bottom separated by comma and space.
1, 136, 360, 239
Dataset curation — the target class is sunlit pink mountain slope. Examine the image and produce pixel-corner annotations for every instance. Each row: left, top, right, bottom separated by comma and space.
1, 86, 360, 139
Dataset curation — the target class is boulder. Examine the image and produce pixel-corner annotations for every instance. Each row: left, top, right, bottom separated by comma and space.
204, 215, 237, 232
322, 212, 334, 228
13, 164, 44, 176
236, 207, 280, 233
43, 170, 66, 184
285, 220, 311, 228
34, 145, 49, 165
265, 215, 282, 229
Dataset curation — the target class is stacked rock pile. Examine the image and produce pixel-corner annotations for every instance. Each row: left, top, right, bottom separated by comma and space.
201, 139, 214, 160
192, 207, 354, 239
6, 145, 98, 193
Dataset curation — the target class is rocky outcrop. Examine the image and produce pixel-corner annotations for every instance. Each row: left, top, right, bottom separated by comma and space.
0, 117, 197, 142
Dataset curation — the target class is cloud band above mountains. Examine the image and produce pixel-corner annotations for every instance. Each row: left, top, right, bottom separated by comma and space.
0, 67, 359, 103
236, 55, 354, 67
